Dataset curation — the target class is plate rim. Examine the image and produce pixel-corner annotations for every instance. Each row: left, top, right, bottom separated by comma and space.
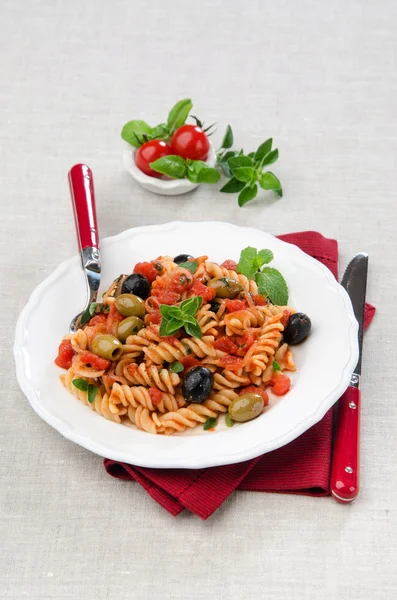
14, 221, 358, 468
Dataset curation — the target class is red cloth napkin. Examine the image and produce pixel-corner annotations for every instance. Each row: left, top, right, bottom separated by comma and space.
104, 232, 375, 519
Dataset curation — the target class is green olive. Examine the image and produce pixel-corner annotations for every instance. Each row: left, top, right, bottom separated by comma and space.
115, 293, 145, 318
208, 277, 243, 299
91, 334, 123, 361
117, 316, 144, 342
228, 393, 264, 422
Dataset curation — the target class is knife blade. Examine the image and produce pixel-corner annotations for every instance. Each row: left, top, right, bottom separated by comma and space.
331, 253, 368, 503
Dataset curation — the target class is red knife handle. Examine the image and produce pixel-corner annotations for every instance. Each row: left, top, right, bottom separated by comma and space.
331, 385, 360, 503
68, 164, 99, 250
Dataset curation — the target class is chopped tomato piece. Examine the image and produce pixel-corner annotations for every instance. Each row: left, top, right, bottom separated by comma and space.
239, 385, 269, 406
252, 294, 267, 306
188, 280, 215, 302
146, 311, 162, 325
180, 356, 200, 369
149, 388, 163, 405
133, 261, 158, 283
106, 303, 124, 336
281, 309, 291, 328
234, 333, 255, 356
219, 355, 244, 371
161, 336, 180, 345
168, 271, 192, 295
84, 323, 107, 347
151, 288, 180, 305
89, 314, 108, 326
54, 339, 74, 369
80, 351, 111, 370
225, 299, 247, 312
270, 373, 291, 396
214, 336, 238, 355
221, 259, 237, 270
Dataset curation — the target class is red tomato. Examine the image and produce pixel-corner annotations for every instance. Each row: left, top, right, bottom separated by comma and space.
234, 333, 255, 356
171, 125, 210, 161
146, 311, 162, 325
188, 280, 215, 302
281, 309, 291, 328
135, 140, 172, 178
168, 271, 192, 295
219, 355, 244, 371
239, 385, 269, 406
54, 339, 74, 369
149, 388, 163, 405
214, 336, 238, 355
252, 294, 267, 306
225, 299, 247, 312
181, 356, 201, 370
89, 314, 108, 326
106, 304, 125, 336
221, 259, 237, 270
151, 288, 180, 305
270, 373, 291, 396
133, 261, 158, 283
80, 351, 111, 370
161, 336, 180, 345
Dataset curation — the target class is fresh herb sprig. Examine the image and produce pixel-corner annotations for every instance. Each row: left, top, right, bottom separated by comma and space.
237, 246, 288, 305
150, 155, 220, 184
72, 379, 98, 404
217, 125, 282, 207
159, 296, 203, 338
80, 302, 110, 326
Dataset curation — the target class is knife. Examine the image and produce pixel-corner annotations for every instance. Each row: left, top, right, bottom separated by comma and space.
330, 253, 368, 503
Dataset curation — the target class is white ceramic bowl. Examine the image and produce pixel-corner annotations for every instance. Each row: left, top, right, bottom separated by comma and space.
14, 222, 358, 469
122, 142, 217, 196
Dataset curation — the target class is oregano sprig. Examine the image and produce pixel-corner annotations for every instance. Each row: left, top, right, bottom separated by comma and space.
159, 296, 203, 338
236, 246, 288, 305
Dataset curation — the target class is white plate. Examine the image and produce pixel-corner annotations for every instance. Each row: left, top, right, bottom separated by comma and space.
14, 222, 358, 469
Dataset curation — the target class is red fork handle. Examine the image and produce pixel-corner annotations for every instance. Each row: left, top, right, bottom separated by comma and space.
331, 385, 360, 503
68, 164, 99, 250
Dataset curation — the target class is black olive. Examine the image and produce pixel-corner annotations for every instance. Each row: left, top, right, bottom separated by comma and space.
120, 274, 151, 300
182, 366, 214, 403
283, 312, 311, 345
174, 254, 193, 264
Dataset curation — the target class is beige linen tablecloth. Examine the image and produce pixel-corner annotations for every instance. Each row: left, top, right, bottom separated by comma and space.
1, 1, 396, 598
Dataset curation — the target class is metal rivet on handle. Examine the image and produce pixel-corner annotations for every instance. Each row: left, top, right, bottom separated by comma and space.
345, 466, 353, 474
349, 402, 357, 409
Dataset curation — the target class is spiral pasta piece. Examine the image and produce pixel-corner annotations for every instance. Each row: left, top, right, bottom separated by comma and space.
124, 363, 180, 393
243, 315, 284, 375
274, 342, 296, 371
213, 370, 250, 390
127, 405, 163, 434
71, 353, 107, 379
67, 329, 88, 354
196, 304, 219, 336
143, 335, 216, 365
197, 262, 258, 294
122, 326, 161, 357
109, 382, 184, 413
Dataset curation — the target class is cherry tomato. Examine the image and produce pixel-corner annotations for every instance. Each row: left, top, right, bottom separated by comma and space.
252, 294, 267, 306
225, 299, 247, 312
188, 280, 215, 302
180, 356, 201, 370
270, 373, 291, 396
214, 336, 238, 355
149, 388, 163, 405
151, 288, 180, 305
134, 261, 158, 283
219, 355, 244, 371
239, 385, 269, 406
135, 140, 172, 178
80, 351, 111, 371
55, 339, 74, 369
171, 125, 210, 161
221, 259, 237, 270
146, 311, 162, 325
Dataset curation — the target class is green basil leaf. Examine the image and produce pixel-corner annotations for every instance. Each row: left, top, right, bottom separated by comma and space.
87, 384, 98, 404
121, 120, 152, 147
150, 123, 169, 140
259, 172, 283, 197
80, 305, 92, 326
99, 304, 110, 313
160, 304, 179, 318
257, 249, 274, 266
248, 152, 255, 159
170, 361, 184, 373
272, 360, 281, 372
178, 260, 198, 274
180, 296, 202, 316
203, 417, 218, 431
182, 314, 198, 326
254, 138, 272, 162
238, 184, 258, 207
228, 155, 254, 173
225, 413, 235, 427
255, 267, 289, 305
233, 167, 256, 183
220, 125, 233, 149
167, 99, 193, 133
159, 319, 169, 337
89, 302, 97, 317
72, 378, 88, 392
186, 161, 220, 184
184, 320, 202, 339
219, 177, 245, 194
236, 246, 259, 279
150, 155, 186, 179
260, 149, 279, 168
166, 318, 184, 334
